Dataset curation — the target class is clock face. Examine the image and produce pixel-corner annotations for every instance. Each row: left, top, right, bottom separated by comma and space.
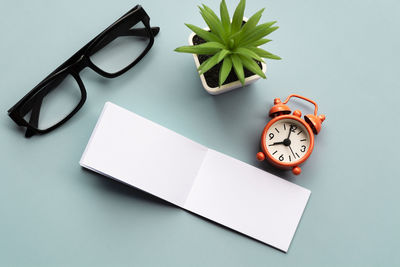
264, 118, 312, 164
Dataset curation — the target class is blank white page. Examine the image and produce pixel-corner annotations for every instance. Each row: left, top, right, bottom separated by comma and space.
80, 102, 311, 252
184, 149, 311, 252
80, 102, 208, 207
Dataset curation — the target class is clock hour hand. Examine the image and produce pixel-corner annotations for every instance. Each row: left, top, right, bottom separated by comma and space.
269, 141, 285, 146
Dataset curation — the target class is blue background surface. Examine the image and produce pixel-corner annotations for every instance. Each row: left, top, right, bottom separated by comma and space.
1, 0, 399, 266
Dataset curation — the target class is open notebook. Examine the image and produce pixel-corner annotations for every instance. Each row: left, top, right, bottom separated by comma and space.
80, 102, 311, 252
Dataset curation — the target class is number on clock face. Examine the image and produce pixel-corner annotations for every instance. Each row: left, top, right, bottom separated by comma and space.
265, 119, 311, 164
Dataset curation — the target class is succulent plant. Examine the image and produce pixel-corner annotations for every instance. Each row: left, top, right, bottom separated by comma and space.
174, 0, 281, 86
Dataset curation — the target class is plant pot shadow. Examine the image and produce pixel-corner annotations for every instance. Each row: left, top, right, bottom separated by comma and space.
209, 84, 258, 121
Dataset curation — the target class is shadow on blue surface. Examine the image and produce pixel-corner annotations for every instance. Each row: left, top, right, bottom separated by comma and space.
81, 167, 175, 208
81, 166, 288, 252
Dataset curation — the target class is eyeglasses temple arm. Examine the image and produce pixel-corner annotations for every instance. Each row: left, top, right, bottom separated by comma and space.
20, 77, 65, 137
24, 97, 43, 137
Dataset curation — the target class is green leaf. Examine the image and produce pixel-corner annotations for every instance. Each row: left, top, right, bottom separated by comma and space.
174, 42, 225, 55
231, 0, 246, 34
246, 47, 281, 60
241, 25, 279, 47
231, 54, 245, 85
255, 20, 277, 30
202, 4, 221, 24
239, 55, 266, 78
251, 38, 272, 47
219, 56, 233, 86
185, 23, 222, 43
220, 0, 230, 34
198, 50, 227, 75
228, 30, 241, 40
197, 54, 219, 75
217, 49, 231, 62
234, 47, 264, 62
202, 4, 228, 41
238, 21, 276, 44
199, 6, 225, 40
237, 8, 264, 39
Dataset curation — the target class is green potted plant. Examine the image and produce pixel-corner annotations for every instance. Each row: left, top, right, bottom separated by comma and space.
175, 0, 281, 95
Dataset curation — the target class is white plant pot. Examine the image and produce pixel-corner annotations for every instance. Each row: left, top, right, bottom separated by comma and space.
188, 32, 267, 95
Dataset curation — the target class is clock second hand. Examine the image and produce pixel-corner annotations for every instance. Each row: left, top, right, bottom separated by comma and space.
286, 125, 296, 159
289, 145, 296, 159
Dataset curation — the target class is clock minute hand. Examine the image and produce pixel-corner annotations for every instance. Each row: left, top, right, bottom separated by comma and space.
287, 125, 293, 140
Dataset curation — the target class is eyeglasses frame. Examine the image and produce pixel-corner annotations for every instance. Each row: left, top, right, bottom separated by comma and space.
8, 5, 160, 137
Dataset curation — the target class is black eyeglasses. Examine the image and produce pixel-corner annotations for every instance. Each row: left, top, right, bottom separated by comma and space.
8, 5, 159, 137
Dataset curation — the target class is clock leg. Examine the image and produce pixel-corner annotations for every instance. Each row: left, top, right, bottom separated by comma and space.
292, 166, 301, 175
256, 152, 265, 161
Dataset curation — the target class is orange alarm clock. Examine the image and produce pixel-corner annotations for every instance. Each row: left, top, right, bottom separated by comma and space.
256, 94, 325, 175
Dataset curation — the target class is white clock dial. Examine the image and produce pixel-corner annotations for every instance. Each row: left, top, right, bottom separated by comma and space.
265, 119, 311, 164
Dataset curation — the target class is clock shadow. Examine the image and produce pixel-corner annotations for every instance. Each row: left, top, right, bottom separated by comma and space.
248, 127, 298, 182
252, 151, 296, 182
